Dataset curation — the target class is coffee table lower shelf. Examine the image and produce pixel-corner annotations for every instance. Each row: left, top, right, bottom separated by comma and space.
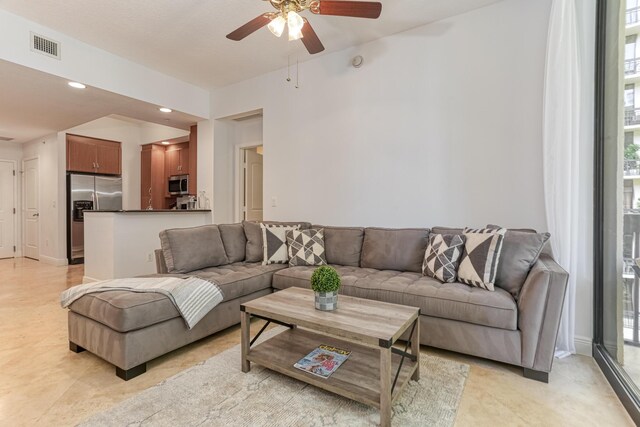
246, 327, 418, 409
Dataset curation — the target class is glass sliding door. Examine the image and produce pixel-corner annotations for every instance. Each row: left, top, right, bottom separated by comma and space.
596, 0, 640, 422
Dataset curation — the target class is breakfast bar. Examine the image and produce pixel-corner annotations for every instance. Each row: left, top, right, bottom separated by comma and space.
82, 210, 212, 282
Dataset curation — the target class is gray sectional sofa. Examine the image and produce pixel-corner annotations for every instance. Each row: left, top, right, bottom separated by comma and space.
67, 221, 568, 383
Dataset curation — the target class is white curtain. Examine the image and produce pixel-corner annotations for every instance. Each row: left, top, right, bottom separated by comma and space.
543, 0, 581, 357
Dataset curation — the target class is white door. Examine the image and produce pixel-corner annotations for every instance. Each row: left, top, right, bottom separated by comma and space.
0, 160, 15, 259
244, 147, 263, 221
23, 158, 39, 260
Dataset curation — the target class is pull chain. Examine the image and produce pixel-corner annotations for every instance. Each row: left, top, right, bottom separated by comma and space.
286, 55, 291, 82
295, 58, 299, 89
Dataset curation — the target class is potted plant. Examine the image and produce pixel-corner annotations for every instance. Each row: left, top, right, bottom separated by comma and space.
311, 266, 341, 311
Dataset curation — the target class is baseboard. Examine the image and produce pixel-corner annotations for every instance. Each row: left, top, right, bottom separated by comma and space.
575, 336, 593, 356
82, 276, 100, 284
39, 255, 68, 267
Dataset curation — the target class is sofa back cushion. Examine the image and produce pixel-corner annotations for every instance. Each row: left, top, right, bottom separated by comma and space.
431, 226, 464, 235
313, 225, 364, 267
242, 220, 311, 263
159, 225, 229, 273
360, 227, 430, 273
218, 223, 246, 263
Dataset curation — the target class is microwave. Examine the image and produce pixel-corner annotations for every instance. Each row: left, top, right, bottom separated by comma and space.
168, 175, 189, 195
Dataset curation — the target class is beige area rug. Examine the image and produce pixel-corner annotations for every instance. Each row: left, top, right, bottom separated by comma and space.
82, 329, 469, 427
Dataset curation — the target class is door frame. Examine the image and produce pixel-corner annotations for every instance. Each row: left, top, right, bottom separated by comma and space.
0, 159, 18, 258
22, 156, 40, 260
234, 143, 263, 222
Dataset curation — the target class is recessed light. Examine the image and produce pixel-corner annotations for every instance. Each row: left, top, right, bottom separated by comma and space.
161, 141, 170, 145
159, 107, 172, 113
68, 81, 86, 89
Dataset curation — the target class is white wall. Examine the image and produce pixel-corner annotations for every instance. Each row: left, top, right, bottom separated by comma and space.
0, 9, 209, 118
212, 0, 552, 230
0, 141, 24, 256
213, 116, 263, 223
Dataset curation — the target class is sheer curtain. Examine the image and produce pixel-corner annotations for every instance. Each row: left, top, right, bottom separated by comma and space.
543, 0, 581, 357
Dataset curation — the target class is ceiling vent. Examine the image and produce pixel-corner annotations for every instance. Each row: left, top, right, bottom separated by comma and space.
30, 32, 61, 60
0, 136, 15, 142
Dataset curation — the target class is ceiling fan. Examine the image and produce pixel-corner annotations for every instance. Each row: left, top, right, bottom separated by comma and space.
226, 0, 383, 55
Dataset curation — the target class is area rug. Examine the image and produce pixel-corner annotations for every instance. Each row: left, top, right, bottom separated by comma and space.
82, 329, 469, 427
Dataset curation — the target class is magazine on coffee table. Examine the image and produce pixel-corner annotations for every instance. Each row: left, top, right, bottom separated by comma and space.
294, 344, 351, 378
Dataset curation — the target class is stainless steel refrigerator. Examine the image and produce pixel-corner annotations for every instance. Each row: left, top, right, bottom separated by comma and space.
67, 173, 122, 264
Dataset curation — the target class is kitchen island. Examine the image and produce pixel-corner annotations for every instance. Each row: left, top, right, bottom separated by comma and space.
83, 210, 212, 282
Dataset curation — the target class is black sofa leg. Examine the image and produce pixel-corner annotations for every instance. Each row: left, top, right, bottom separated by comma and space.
69, 341, 86, 353
523, 368, 549, 383
116, 363, 147, 381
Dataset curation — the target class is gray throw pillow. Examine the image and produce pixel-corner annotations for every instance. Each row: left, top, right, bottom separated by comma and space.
287, 228, 327, 266
422, 234, 466, 283
486, 224, 551, 298
159, 225, 229, 273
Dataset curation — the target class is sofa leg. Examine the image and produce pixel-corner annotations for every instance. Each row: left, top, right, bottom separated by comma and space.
69, 341, 86, 353
116, 363, 147, 381
523, 368, 549, 383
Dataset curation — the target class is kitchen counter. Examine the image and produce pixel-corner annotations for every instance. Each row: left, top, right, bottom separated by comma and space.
83, 210, 212, 282
85, 210, 211, 213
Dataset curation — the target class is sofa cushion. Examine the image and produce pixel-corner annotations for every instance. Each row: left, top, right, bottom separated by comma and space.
486, 225, 551, 298
431, 226, 464, 235
219, 223, 246, 263
360, 227, 429, 273
287, 228, 327, 266
70, 263, 287, 333
458, 227, 506, 291
159, 225, 229, 273
243, 221, 311, 263
272, 266, 517, 330
313, 225, 364, 267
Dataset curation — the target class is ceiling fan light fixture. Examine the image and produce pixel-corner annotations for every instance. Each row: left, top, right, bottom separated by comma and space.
268, 15, 286, 37
287, 11, 305, 41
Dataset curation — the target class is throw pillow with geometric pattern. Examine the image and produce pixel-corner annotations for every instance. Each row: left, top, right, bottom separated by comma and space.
422, 234, 466, 283
457, 227, 507, 291
287, 228, 327, 267
260, 223, 300, 265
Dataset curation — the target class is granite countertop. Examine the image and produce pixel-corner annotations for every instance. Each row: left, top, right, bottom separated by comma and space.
85, 210, 211, 213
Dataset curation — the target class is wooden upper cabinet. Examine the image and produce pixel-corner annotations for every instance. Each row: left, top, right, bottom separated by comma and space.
67, 134, 121, 175
95, 140, 121, 175
165, 143, 189, 176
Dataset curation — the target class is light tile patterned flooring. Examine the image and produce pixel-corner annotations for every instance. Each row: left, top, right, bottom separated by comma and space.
0, 258, 634, 426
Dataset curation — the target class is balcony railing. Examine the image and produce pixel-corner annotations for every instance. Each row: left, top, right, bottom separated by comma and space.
628, 6, 640, 25
626, 159, 640, 176
627, 58, 640, 75
626, 108, 640, 126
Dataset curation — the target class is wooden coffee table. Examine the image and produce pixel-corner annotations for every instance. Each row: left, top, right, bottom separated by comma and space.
240, 287, 420, 427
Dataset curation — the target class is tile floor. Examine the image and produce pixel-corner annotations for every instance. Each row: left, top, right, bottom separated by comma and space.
0, 258, 634, 426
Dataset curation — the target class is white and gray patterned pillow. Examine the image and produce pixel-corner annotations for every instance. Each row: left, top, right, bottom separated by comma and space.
457, 227, 506, 291
260, 224, 300, 265
422, 234, 465, 283
287, 228, 327, 267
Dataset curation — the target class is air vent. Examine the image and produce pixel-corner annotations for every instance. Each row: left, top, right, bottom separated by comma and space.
0, 136, 15, 142
30, 32, 61, 60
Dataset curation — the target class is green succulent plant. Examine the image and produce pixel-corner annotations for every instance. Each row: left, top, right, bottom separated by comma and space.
310, 266, 341, 293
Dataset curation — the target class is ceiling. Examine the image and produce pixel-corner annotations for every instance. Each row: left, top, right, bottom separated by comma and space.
0, 60, 201, 143
0, 0, 503, 89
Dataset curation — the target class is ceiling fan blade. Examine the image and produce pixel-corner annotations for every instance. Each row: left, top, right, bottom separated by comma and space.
312, 1, 382, 19
226, 14, 272, 41
301, 19, 325, 55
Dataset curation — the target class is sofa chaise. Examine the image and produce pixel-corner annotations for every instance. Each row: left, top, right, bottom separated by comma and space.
66, 221, 568, 383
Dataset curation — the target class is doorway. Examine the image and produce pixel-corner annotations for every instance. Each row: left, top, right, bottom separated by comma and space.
240, 146, 263, 221
23, 157, 39, 260
0, 160, 16, 259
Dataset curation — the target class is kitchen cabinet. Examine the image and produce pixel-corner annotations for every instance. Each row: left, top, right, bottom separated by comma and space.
165, 144, 189, 176
141, 144, 165, 210
67, 134, 122, 175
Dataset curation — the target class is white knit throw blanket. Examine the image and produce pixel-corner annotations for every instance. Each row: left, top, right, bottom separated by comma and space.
60, 277, 224, 329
